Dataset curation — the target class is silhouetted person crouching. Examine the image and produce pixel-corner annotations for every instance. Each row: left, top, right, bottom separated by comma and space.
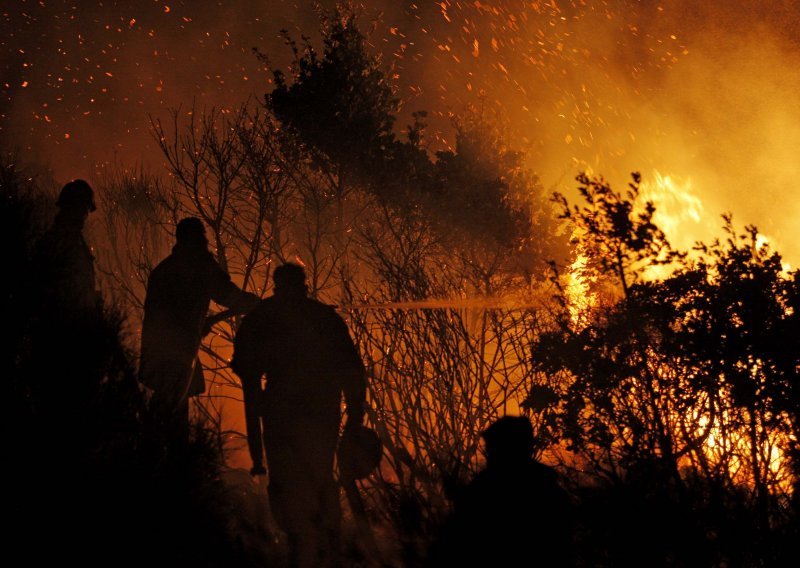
429, 416, 574, 567
140, 217, 258, 436
232, 263, 367, 568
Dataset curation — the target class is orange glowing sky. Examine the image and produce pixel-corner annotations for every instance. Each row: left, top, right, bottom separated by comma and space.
3, 1, 800, 262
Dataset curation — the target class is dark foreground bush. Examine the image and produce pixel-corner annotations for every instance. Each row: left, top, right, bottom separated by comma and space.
2, 161, 267, 567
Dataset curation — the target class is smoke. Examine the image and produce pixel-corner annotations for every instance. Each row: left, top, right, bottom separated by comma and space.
3, 1, 800, 260
373, 1, 800, 260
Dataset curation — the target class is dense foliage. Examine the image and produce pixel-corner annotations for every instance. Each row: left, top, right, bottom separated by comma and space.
528, 173, 800, 565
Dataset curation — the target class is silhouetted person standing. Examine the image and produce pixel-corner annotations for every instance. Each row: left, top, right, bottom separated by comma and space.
29, 179, 102, 414
428, 416, 574, 567
33, 179, 99, 318
140, 217, 258, 435
232, 263, 366, 568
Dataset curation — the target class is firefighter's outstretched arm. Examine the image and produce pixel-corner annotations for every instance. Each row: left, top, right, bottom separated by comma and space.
210, 263, 260, 314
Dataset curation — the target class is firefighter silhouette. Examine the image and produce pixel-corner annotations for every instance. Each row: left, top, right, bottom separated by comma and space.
33, 179, 99, 318
232, 263, 367, 568
28, 179, 103, 414
428, 416, 574, 566
140, 217, 258, 434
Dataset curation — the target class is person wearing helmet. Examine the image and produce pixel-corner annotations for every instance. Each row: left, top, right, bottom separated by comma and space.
28, 179, 102, 415
34, 179, 98, 316
232, 263, 367, 568
140, 217, 259, 436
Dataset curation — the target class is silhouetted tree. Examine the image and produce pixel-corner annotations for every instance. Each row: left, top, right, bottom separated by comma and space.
265, 4, 563, 269
267, 6, 400, 199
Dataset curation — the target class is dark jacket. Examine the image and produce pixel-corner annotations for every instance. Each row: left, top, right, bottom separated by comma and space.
232, 290, 366, 467
430, 459, 574, 567
140, 243, 252, 397
33, 219, 98, 318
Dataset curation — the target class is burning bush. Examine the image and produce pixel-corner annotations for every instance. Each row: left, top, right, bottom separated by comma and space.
528, 172, 800, 565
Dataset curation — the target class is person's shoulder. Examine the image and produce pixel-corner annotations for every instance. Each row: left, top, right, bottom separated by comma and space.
455, 469, 501, 512
35, 225, 71, 253
526, 459, 560, 483
200, 249, 225, 270
306, 297, 338, 311
148, 253, 176, 279
525, 460, 572, 504
245, 296, 278, 318
175, 248, 220, 274
307, 298, 344, 321
466, 468, 493, 492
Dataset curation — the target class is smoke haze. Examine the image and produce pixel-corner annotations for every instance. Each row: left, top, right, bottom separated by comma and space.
3, 1, 800, 260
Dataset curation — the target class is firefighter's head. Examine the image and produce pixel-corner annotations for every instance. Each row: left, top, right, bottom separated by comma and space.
57, 179, 96, 215
175, 217, 208, 250
273, 263, 307, 296
482, 416, 535, 467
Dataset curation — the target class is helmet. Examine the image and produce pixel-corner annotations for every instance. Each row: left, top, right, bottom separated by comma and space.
56, 179, 96, 212
338, 425, 382, 480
